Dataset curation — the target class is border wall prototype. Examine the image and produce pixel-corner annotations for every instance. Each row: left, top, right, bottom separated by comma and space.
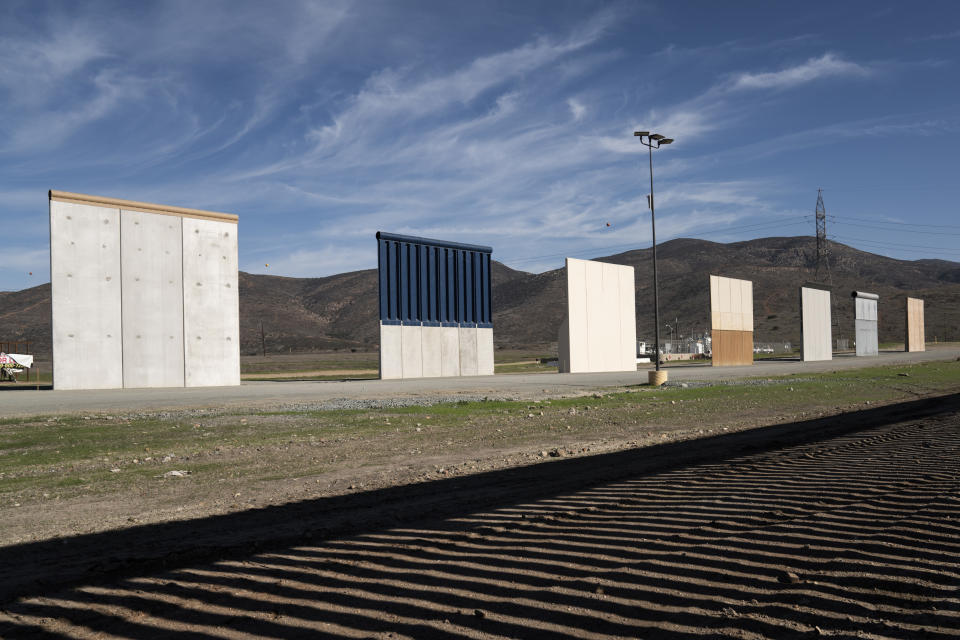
558, 258, 636, 373
906, 297, 925, 352
710, 275, 754, 366
852, 291, 879, 356
49, 190, 240, 390
800, 286, 832, 362
377, 231, 493, 379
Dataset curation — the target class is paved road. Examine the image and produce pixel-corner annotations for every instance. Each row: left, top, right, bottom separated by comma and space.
2, 347, 958, 417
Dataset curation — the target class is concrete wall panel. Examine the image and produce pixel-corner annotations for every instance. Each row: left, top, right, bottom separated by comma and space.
585, 261, 621, 371
709, 275, 721, 329
741, 280, 754, 332
560, 258, 636, 373
477, 327, 494, 375
565, 257, 589, 372
710, 275, 754, 366
852, 292, 879, 357
182, 218, 240, 386
121, 211, 184, 388
906, 298, 925, 352
50, 201, 123, 389
459, 326, 479, 376
618, 265, 637, 371
400, 324, 423, 378
421, 326, 443, 377
379, 324, 403, 379
800, 287, 832, 362
440, 326, 461, 376
557, 318, 570, 373
380, 322, 489, 378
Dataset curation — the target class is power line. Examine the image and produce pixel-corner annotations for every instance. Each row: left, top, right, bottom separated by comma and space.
505, 218, 810, 267
830, 234, 960, 257
829, 218, 960, 237
828, 214, 960, 230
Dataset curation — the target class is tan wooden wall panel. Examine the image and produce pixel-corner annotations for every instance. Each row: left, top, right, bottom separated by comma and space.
710, 274, 754, 366
712, 330, 753, 366
906, 297, 925, 352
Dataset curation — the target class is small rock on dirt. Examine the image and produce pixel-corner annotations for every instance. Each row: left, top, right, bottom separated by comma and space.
777, 570, 801, 584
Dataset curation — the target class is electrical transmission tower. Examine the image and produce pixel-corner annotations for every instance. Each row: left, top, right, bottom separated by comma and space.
814, 188, 832, 284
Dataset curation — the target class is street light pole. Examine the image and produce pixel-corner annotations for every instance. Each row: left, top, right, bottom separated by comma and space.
634, 131, 673, 384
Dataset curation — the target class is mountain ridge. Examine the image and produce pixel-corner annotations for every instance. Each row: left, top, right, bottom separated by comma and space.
2, 236, 958, 359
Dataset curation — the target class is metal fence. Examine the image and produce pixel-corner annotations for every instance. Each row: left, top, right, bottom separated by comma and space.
377, 231, 492, 328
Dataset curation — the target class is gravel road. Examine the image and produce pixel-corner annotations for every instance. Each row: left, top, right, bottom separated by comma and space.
4, 346, 958, 417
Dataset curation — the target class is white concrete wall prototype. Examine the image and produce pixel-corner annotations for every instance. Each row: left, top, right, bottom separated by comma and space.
853, 291, 879, 357
379, 324, 403, 379
50, 192, 239, 390
560, 258, 636, 373
800, 287, 832, 362
182, 218, 240, 387
50, 201, 124, 390
121, 211, 184, 388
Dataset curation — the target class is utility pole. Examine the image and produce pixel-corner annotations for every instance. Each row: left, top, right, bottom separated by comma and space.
813, 188, 844, 349
814, 188, 832, 285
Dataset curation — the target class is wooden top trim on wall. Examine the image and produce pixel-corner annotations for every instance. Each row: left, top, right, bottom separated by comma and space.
49, 190, 239, 224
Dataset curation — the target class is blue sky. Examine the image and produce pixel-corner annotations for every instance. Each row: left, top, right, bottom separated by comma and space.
2, 1, 960, 291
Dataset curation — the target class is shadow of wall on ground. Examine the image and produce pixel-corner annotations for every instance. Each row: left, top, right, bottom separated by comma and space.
1, 393, 959, 638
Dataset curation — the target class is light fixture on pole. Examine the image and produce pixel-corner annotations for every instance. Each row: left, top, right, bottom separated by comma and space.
634, 131, 673, 386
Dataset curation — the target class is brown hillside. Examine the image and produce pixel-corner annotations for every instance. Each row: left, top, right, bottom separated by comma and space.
3, 237, 958, 359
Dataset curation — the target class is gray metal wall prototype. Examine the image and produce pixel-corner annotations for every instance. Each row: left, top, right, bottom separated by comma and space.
49, 191, 239, 390
377, 231, 494, 379
800, 287, 832, 362
852, 291, 879, 357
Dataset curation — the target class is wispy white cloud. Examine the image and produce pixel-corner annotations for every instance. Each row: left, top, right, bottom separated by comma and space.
2, 69, 161, 152
911, 29, 960, 42
728, 112, 958, 160
568, 98, 587, 121
0, 22, 109, 105
728, 53, 871, 91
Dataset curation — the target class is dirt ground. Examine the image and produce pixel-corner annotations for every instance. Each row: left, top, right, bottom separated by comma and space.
1, 390, 958, 638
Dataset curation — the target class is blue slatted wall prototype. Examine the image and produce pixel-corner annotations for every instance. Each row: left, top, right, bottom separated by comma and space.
377, 231, 492, 328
